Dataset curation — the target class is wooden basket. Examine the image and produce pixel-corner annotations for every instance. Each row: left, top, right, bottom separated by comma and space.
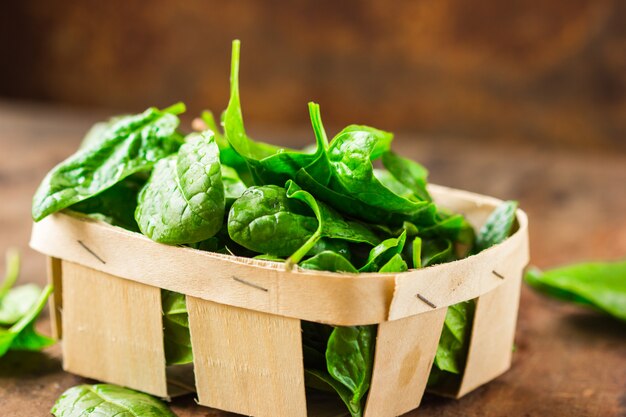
30, 184, 529, 417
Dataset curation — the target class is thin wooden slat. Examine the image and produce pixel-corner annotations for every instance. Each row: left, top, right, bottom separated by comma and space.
29, 185, 529, 326
456, 268, 524, 397
187, 297, 307, 417
364, 308, 448, 417
61, 261, 168, 397
46, 256, 63, 339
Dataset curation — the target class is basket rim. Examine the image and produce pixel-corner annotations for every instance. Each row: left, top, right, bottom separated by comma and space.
30, 184, 529, 325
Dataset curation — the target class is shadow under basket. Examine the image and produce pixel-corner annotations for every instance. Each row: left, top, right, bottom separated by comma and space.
30, 184, 529, 417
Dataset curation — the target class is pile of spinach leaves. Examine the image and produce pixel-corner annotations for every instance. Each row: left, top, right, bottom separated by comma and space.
31, 40, 520, 417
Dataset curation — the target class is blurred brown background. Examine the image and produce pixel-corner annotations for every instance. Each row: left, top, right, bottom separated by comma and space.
1, 0, 625, 151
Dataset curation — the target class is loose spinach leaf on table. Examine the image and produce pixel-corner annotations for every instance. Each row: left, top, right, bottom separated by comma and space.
223, 41, 326, 186
0, 284, 41, 326
525, 261, 626, 322
0, 250, 41, 327
0, 284, 54, 357
161, 290, 192, 365
51, 384, 177, 417
227, 185, 318, 256
32, 103, 185, 222
136, 131, 225, 244
285, 180, 380, 264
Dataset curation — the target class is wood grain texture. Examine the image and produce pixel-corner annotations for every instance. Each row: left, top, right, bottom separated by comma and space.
457, 270, 523, 397
187, 297, 307, 417
364, 308, 448, 417
61, 261, 168, 397
1, 103, 625, 416
1, 1, 625, 153
46, 256, 62, 339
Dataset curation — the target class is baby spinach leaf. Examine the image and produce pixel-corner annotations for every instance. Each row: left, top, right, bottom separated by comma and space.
381, 151, 431, 202
285, 180, 380, 264
32, 104, 185, 221
475, 200, 518, 253
326, 325, 375, 417
136, 131, 225, 244
297, 108, 435, 226
412, 236, 423, 269
71, 175, 145, 232
305, 369, 362, 417
200, 110, 250, 178
308, 238, 352, 261
421, 210, 475, 248
0, 249, 20, 301
300, 251, 358, 273
221, 165, 247, 209
161, 290, 192, 365
227, 185, 318, 256
0, 284, 54, 357
223, 41, 325, 186
378, 253, 408, 273
0, 284, 41, 326
525, 261, 626, 322
428, 300, 475, 387
50, 384, 177, 417
421, 239, 455, 267
359, 231, 407, 272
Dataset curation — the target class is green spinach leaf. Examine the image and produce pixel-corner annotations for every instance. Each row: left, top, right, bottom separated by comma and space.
32, 104, 185, 221
325, 325, 375, 417
525, 261, 626, 322
475, 200, 518, 253
227, 185, 318, 256
136, 131, 225, 244
381, 151, 431, 202
161, 290, 192, 365
300, 251, 358, 273
285, 180, 380, 264
223, 41, 325, 186
421, 238, 455, 267
71, 175, 145, 232
0, 284, 54, 357
359, 231, 407, 272
50, 384, 177, 417
0, 284, 41, 326
428, 300, 475, 387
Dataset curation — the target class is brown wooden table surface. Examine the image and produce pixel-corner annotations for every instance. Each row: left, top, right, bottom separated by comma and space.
0, 100, 624, 416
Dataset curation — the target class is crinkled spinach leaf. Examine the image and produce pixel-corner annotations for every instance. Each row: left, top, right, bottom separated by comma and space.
227, 185, 318, 256
525, 261, 626, 322
50, 384, 176, 417
32, 104, 185, 221
136, 131, 225, 244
